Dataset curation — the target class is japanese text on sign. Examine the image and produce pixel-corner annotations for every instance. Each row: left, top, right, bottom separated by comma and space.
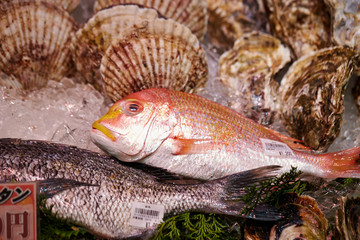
0, 182, 37, 240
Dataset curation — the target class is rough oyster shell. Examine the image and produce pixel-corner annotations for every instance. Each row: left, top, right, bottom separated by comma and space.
71, 5, 159, 91
325, 0, 360, 53
269, 194, 328, 239
265, 0, 332, 59
335, 191, 360, 240
325, 0, 360, 113
279, 46, 357, 151
244, 194, 328, 240
206, 0, 269, 49
93, 0, 208, 40
352, 76, 360, 113
219, 31, 291, 125
100, 18, 208, 102
0, 0, 78, 90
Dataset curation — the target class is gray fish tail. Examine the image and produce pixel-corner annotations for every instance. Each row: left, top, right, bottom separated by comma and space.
207, 165, 282, 221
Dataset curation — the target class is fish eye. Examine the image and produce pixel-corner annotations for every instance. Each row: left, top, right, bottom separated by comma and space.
122, 100, 144, 115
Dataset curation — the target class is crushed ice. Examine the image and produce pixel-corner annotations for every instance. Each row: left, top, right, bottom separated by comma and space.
0, 78, 108, 152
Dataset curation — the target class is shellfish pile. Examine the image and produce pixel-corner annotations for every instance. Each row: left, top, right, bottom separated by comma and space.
0, 0, 209, 101
1, 0, 360, 239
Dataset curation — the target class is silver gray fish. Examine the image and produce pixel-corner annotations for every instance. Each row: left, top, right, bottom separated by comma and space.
0, 138, 281, 239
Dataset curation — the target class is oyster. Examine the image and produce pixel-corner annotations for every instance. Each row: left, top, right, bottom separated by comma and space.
244, 194, 328, 240
264, 0, 332, 59
219, 31, 291, 125
206, 0, 269, 49
279, 46, 357, 151
324, 0, 360, 112
100, 18, 208, 102
93, 0, 208, 40
335, 190, 360, 240
71, 5, 159, 91
0, 0, 78, 90
325, 0, 360, 53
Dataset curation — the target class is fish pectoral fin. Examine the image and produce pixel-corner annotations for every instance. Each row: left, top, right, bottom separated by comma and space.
39, 178, 99, 198
171, 138, 216, 155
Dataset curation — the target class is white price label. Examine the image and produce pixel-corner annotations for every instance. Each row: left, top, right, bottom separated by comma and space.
129, 201, 165, 228
260, 138, 294, 157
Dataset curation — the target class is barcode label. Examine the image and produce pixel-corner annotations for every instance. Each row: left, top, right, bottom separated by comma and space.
129, 201, 165, 229
260, 138, 294, 157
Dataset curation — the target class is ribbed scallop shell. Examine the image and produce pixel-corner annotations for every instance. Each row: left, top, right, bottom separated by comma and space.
71, 5, 159, 91
279, 46, 357, 151
0, 0, 78, 90
219, 31, 291, 125
93, 0, 208, 40
336, 192, 360, 240
264, 0, 332, 59
100, 18, 208, 102
41, 0, 81, 11
1, 0, 81, 12
206, 0, 269, 49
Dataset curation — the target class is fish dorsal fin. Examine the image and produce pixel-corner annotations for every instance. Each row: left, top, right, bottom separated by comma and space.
170, 137, 218, 155
122, 161, 204, 184
265, 127, 313, 152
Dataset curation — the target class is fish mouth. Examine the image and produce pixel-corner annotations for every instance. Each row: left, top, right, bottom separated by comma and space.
92, 121, 116, 142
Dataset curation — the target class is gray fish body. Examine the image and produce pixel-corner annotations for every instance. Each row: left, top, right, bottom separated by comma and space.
0, 138, 279, 239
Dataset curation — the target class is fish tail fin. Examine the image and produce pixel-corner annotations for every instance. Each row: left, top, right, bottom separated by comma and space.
39, 178, 98, 198
320, 146, 360, 178
207, 165, 282, 221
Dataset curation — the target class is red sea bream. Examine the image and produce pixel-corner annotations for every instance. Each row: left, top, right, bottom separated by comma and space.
91, 88, 360, 180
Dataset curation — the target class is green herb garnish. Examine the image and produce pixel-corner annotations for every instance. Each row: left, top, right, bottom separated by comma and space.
239, 166, 307, 215
153, 213, 239, 240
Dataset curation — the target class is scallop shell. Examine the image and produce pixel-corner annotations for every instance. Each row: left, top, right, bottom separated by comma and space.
0, 0, 78, 90
43, 0, 80, 11
264, 0, 332, 59
100, 18, 208, 102
93, 0, 208, 40
206, 0, 269, 49
0, 0, 81, 12
279, 46, 357, 151
244, 194, 327, 240
335, 191, 360, 240
71, 5, 159, 91
219, 31, 291, 125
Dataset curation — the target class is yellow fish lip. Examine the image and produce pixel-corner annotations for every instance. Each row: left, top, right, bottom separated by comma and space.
92, 121, 116, 142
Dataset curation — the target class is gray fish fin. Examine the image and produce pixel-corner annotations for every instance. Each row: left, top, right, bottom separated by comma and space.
208, 165, 282, 221
39, 178, 99, 198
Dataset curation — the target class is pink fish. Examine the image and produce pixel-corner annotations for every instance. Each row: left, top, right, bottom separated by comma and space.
91, 88, 360, 180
